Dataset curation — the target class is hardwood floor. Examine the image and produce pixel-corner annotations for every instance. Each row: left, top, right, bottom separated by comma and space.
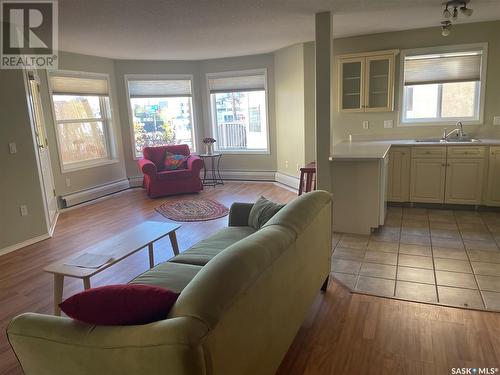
1, 182, 499, 374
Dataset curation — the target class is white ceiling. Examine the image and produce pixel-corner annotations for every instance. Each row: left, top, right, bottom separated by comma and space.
58, 0, 500, 60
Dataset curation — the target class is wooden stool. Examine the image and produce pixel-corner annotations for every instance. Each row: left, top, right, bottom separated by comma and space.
299, 161, 316, 196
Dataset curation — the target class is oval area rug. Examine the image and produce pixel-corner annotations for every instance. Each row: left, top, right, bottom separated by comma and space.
155, 198, 229, 222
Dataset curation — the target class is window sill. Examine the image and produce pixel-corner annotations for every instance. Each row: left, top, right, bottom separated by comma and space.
398, 120, 483, 127
61, 159, 120, 174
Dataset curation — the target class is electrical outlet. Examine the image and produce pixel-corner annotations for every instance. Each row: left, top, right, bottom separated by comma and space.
494, 116, 500, 125
296, 163, 300, 171
65, 178, 71, 187
8, 142, 17, 154
384, 120, 394, 128
285, 160, 289, 169
20, 205, 28, 216
362, 120, 369, 130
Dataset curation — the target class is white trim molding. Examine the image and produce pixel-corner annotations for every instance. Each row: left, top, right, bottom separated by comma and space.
61, 179, 130, 207
274, 172, 300, 190
0, 233, 51, 257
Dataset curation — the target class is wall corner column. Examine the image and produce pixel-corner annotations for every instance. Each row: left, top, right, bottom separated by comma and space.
315, 11, 332, 192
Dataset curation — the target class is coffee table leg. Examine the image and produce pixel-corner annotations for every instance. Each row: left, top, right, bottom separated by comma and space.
148, 243, 155, 268
169, 231, 180, 256
54, 274, 64, 316
83, 277, 91, 290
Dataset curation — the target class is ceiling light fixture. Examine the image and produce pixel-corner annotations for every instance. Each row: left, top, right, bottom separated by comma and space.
441, 20, 452, 36
440, 0, 473, 36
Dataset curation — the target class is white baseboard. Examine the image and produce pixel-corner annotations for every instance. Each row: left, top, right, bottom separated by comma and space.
61, 179, 130, 207
218, 170, 276, 181
275, 172, 300, 190
0, 233, 50, 257
128, 176, 143, 188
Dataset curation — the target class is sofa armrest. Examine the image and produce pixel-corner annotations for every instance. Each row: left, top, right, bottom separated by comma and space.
138, 158, 157, 176
8, 313, 208, 375
186, 155, 203, 173
228, 203, 254, 226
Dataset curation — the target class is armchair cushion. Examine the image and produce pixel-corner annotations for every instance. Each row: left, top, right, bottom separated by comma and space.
163, 152, 189, 171
157, 169, 193, 181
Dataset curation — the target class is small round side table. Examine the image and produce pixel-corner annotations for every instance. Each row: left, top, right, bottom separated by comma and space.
199, 153, 223, 187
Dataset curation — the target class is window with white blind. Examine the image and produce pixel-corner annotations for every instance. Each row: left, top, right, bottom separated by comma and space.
208, 69, 269, 153
126, 75, 195, 158
400, 44, 487, 125
49, 71, 116, 171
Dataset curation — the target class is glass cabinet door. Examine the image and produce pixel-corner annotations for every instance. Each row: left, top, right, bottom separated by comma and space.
365, 55, 394, 111
340, 58, 364, 111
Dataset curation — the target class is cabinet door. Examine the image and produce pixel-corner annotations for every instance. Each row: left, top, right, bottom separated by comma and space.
364, 54, 395, 112
410, 159, 446, 203
445, 159, 485, 205
339, 58, 364, 112
388, 147, 411, 202
487, 147, 500, 206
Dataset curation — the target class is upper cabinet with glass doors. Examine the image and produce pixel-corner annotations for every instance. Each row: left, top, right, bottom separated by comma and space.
338, 50, 398, 112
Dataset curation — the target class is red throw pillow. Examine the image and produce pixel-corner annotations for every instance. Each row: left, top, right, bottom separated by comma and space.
59, 284, 179, 326
163, 152, 188, 170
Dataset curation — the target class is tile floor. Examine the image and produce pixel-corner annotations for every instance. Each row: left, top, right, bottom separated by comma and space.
331, 206, 500, 311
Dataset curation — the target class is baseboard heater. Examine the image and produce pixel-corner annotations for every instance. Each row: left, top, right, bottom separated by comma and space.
61, 179, 130, 208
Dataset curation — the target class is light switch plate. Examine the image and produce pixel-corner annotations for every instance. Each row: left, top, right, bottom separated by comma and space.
20, 205, 28, 216
494, 116, 500, 125
362, 120, 369, 129
8, 142, 17, 154
384, 120, 394, 128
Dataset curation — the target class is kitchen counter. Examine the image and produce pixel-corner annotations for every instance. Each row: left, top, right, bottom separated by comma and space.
330, 139, 500, 160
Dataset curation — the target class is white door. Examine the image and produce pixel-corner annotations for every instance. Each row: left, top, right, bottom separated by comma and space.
27, 71, 58, 231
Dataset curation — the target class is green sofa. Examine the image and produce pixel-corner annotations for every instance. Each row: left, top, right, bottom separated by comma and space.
8, 191, 333, 375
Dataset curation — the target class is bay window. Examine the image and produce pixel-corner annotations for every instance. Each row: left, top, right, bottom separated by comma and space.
126, 75, 195, 158
400, 44, 486, 125
49, 72, 115, 171
208, 70, 269, 153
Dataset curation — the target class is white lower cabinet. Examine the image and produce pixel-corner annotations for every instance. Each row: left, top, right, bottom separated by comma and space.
410, 158, 446, 203
444, 159, 485, 204
389, 145, 489, 205
487, 146, 500, 206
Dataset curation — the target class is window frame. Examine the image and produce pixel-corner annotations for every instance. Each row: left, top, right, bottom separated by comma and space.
124, 74, 197, 160
398, 43, 488, 127
47, 70, 118, 173
206, 69, 270, 155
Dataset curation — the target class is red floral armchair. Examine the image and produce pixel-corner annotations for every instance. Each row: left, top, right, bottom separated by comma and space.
137, 145, 203, 198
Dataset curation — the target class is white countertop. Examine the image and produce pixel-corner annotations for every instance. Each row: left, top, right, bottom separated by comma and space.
330, 139, 500, 160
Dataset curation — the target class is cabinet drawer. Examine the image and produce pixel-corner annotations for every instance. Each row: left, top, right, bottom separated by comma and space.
412, 147, 446, 159
447, 146, 485, 159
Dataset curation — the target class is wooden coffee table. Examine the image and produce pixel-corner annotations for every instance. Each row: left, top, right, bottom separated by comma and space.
44, 221, 180, 316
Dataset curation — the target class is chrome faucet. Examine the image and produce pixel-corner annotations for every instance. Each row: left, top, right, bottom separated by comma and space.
442, 121, 467, 141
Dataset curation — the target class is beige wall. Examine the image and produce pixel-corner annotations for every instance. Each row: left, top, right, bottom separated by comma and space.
0, 69, 47, 249
275, 44, 306, 177
331, 21, 500, 142
303, 42, 316, 164
38, 52, 127, 196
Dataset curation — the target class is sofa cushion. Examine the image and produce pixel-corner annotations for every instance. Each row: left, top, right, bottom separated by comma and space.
130, 262, 203, 293
170, 226, 256, 266
248, 196, 285, 229
262, 191, 332, 235
59, 284, 179, 326
157, 169, 193, 181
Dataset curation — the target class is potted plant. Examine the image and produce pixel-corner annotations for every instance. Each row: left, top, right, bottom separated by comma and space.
202, 137, 216, 155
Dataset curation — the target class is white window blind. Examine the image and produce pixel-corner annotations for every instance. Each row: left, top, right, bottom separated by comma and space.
127, 80, 192, 98
404, 51, 482, 86
50, 75, 109, 96
208, 73, 266, 93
